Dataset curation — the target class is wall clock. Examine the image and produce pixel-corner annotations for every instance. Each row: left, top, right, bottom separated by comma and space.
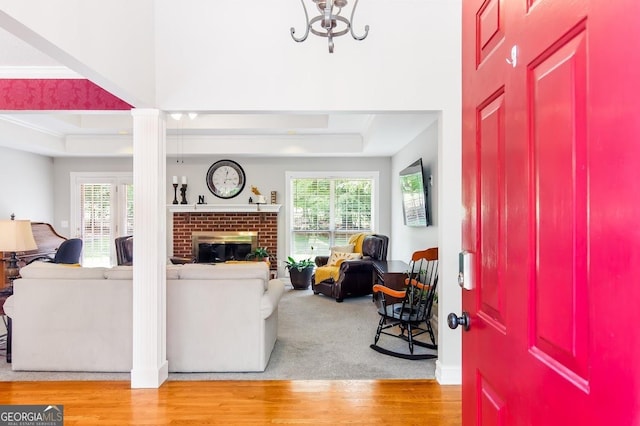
206, 159, 246, 199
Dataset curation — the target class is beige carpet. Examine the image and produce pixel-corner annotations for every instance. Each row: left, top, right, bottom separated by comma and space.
0, 283, 436, 381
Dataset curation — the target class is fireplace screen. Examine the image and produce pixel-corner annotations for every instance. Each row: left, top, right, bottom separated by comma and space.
191, 231, 258, 263
197, 242, 252, 263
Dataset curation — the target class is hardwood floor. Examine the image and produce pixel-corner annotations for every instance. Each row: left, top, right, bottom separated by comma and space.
0, 380, 461, 425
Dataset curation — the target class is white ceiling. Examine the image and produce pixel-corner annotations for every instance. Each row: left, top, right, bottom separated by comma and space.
0, 25, 437, 158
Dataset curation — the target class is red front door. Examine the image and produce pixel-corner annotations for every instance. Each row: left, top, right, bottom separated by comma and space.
460, 0, 640, 424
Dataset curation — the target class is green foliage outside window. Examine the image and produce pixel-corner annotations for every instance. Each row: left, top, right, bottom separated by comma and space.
291, 177, 373, 259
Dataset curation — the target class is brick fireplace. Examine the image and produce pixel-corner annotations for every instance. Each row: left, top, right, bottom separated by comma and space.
172, 212, 278, 269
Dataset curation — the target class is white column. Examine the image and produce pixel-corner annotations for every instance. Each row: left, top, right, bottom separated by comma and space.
130, 109, 169, 388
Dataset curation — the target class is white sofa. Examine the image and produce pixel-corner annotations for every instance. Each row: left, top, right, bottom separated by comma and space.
4, 261, 284, 373
167, 263, 284, 373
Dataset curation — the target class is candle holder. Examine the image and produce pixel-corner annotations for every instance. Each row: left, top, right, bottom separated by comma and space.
172, 183, 179, 204
180, 184, 188, 204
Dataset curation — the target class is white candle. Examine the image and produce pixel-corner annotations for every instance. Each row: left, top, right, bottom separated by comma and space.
182, 176, 187, 185
172, 176, 178, 184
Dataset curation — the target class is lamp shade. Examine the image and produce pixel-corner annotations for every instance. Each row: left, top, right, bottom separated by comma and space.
0, 220, 38, 252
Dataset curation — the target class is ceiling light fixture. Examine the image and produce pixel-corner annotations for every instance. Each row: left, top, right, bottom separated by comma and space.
170, 112, 197, 120
168, 113, 196, 162
291, 0, 369, 53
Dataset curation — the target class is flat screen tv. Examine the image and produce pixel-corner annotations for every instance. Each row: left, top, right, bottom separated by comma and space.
400, 159, 431, 227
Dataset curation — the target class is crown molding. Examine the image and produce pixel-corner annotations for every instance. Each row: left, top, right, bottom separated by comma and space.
0, 115, 63, 137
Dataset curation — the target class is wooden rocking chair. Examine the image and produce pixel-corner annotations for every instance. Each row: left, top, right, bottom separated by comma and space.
370, 247, 438, 360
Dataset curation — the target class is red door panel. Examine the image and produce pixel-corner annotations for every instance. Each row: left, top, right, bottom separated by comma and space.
477, 0, 504, 65
479, 376, 506, 426
478, 92, 507, 329
530, 28, 589, 385
461, 0, 640, 424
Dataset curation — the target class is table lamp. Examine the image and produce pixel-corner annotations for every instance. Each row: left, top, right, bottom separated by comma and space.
0, 214, 38, 289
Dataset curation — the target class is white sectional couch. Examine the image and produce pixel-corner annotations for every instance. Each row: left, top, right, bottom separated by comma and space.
167, 263, 284, 373
4, 261, 284, 373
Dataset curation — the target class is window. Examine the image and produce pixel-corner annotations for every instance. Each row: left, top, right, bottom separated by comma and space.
71, 173, 133, 266
287, 172, 378, 260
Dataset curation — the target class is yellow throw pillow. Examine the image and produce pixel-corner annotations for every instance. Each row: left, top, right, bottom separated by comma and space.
328, 251, 363, 266
330, 244, 354, 254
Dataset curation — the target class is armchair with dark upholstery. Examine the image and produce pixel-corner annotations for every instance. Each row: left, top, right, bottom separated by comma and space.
114, 235, 133, 266
311, 234, 389, 302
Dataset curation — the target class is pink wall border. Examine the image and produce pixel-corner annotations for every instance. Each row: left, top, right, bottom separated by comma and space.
0, 79, 132, 110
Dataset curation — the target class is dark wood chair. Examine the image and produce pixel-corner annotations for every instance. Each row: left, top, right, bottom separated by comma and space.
370, 247, 438, 360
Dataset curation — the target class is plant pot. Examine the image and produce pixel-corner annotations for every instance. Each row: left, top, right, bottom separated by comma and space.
289, 266, 314, 290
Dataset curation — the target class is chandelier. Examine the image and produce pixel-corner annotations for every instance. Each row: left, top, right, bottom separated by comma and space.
290, 0, 369, 53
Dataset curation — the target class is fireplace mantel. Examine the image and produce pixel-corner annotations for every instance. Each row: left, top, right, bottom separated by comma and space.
167, 204, 282, 213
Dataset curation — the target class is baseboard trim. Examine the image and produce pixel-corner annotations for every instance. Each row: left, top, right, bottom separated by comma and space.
131, 360, 169, 388
435, 360, 461, 385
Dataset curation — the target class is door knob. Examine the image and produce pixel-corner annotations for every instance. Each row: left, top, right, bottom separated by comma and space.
447, 312, 470, 331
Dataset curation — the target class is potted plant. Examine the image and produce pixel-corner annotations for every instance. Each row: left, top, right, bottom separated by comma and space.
285, 256, 315, 290
246, 247, 270, 263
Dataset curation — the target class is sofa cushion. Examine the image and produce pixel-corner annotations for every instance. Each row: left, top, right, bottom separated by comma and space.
330, 244, 354, 254
166, 265, 181, 279
177, 262, 269, 281
104, 265, 133, 280
326, 243, 356, 267
101, 265, 181, 280
315, 253, 362, 283
19, 262, 106, 279
3, 295, 14, 317
328, 251, 362, 266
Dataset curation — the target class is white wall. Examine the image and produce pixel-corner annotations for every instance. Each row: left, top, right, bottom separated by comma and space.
154, 0, 460, 113
52, 157, 133, 238
53, 155, 391, 272
390, 122, 439, 261
0, 146, 54, 223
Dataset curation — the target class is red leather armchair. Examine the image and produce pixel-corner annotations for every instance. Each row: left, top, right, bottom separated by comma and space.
311, 234, 389, 302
